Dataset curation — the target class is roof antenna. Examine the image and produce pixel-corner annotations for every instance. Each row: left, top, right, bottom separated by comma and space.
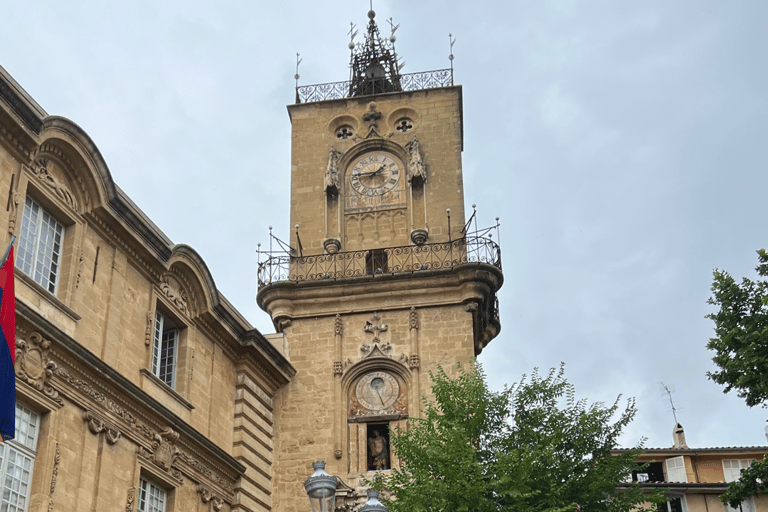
660, 382, 679, 424
294, 53, 302, 103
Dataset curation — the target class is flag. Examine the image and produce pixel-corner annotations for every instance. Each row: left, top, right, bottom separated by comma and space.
0, 242, 15, 441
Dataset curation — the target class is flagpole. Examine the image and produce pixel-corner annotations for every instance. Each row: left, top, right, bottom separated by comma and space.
0, 237, 15, 268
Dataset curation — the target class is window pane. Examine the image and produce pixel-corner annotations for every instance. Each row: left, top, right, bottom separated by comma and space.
16, 197, 64, 294
153, 311, 178, 388
138, 478, 167, 512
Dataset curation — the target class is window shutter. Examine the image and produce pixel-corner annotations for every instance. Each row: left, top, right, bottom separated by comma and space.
663, 456, 687, 483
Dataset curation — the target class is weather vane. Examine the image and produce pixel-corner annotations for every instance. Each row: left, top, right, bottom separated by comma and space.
449, 33, 456, 71
294, 53, 302, 88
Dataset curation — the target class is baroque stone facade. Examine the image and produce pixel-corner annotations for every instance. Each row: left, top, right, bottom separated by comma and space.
0, 64, 294, 512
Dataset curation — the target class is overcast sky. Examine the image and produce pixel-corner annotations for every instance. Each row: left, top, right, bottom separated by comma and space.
3, 1, 768, 450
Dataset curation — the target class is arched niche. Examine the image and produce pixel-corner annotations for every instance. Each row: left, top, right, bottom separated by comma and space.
342, 355, 411, 474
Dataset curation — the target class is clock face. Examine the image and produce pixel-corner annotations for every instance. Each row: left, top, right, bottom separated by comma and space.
345, 153, 405, 212
355, 371, 400, 412
349, 154, 402, 197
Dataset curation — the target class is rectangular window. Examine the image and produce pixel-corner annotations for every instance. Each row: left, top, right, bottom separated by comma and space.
0, 404, 40, 512
723, 459, 753, 482
17, 196, 64, 294
138, 478, 167, 512
656, 496, 686, 512
663, 456, 687, 483
152, 311, 178, 388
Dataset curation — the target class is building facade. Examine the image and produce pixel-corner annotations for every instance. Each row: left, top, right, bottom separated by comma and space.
1, 7, 502, 512
256, 10, 502, 511
0, 63, 295, 511
617, 424, 768, 512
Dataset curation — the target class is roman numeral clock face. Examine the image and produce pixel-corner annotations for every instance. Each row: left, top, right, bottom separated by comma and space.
345, 153, 404, 211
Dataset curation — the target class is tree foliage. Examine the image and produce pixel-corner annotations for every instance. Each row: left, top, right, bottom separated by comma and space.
720, 459, 768, 508
707, 249, 768, 507
371, 362, 660, 512
707, 249, 768, 408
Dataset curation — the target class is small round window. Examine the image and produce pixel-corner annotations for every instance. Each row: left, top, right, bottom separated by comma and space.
336, 126, 354, 139
395, 118, 414, 133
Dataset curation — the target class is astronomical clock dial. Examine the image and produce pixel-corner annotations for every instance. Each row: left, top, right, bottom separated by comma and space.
345, 152, 404, 211
355, 371, 400, 412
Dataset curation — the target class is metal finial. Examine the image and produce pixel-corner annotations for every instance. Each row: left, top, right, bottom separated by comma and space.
294, 53, 301, 82
449, 32, 457, 77
349, 22, 358, 50
388, 17, 400, 43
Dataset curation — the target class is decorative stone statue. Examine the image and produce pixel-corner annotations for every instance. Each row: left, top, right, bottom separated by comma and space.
368, 430, 389, 470
324, 147, 342, 194
405, 136, 426, 184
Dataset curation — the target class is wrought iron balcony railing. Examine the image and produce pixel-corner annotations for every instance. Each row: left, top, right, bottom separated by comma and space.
295, 69, 454, 104
257, 236, 501, 289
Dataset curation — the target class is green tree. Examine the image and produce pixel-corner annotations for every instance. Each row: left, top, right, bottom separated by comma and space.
707, 249, 768, 408
371, 362, 660, 512
707, 249, 768, 507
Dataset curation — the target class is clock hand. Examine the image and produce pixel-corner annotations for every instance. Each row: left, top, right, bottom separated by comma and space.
376, 389, 386, 406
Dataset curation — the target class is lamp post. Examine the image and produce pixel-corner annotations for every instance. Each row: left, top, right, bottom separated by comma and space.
303, 461, 337, 512
360, 489, 389, 512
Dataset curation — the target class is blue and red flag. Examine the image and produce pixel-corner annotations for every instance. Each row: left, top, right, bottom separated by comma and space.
0, 242, 15, 442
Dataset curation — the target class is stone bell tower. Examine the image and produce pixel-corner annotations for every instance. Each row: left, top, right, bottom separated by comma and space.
257, 8, 503, 511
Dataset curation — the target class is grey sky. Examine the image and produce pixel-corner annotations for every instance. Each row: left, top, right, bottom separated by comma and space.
3, 1, 768, 449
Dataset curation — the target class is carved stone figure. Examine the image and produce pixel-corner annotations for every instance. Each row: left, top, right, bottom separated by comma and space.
368, 430, 389, 470
31, 158, 77, 210
159, 276, 188, 316
405, 136, 427, 184
324, 147, 342, 194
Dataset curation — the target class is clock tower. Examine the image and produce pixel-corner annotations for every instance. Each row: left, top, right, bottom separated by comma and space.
257, 9, 503, 511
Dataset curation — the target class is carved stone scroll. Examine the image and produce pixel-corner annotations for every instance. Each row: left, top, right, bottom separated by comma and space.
83, 410, 122, 445
125, 486, 135, 512
197, 485, 224, 511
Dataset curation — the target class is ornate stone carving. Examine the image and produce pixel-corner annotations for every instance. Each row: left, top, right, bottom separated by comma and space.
334, 449, 342, 460
405, 136, 427, 184
333, 361, 343, 375
50, 443, 60, 494
363, 101, 382, 138
75, 251, 84, 288
54, 365, 104, 403
30, 158, 78, 210
409, 354, 420, 369
464, 301, 479, 313
145, 311, 153, 346
151, 427, 180, 471
197, 485, 224, 511
16, 332, 63, 405
360, 341, 392, 358
7, 189, 19, 237
324, 147, 342, 194
159, 276, 188, 316
126, 486, 136, 512
409, 307, 419, 330
363, 312, 388, 342
334, 314, 343, 336
83, 410, 122, 444
277, 318, 292, 332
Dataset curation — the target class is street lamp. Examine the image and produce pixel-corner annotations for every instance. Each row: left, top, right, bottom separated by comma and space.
303, 461, 337, 512
360, 489, 389, 512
